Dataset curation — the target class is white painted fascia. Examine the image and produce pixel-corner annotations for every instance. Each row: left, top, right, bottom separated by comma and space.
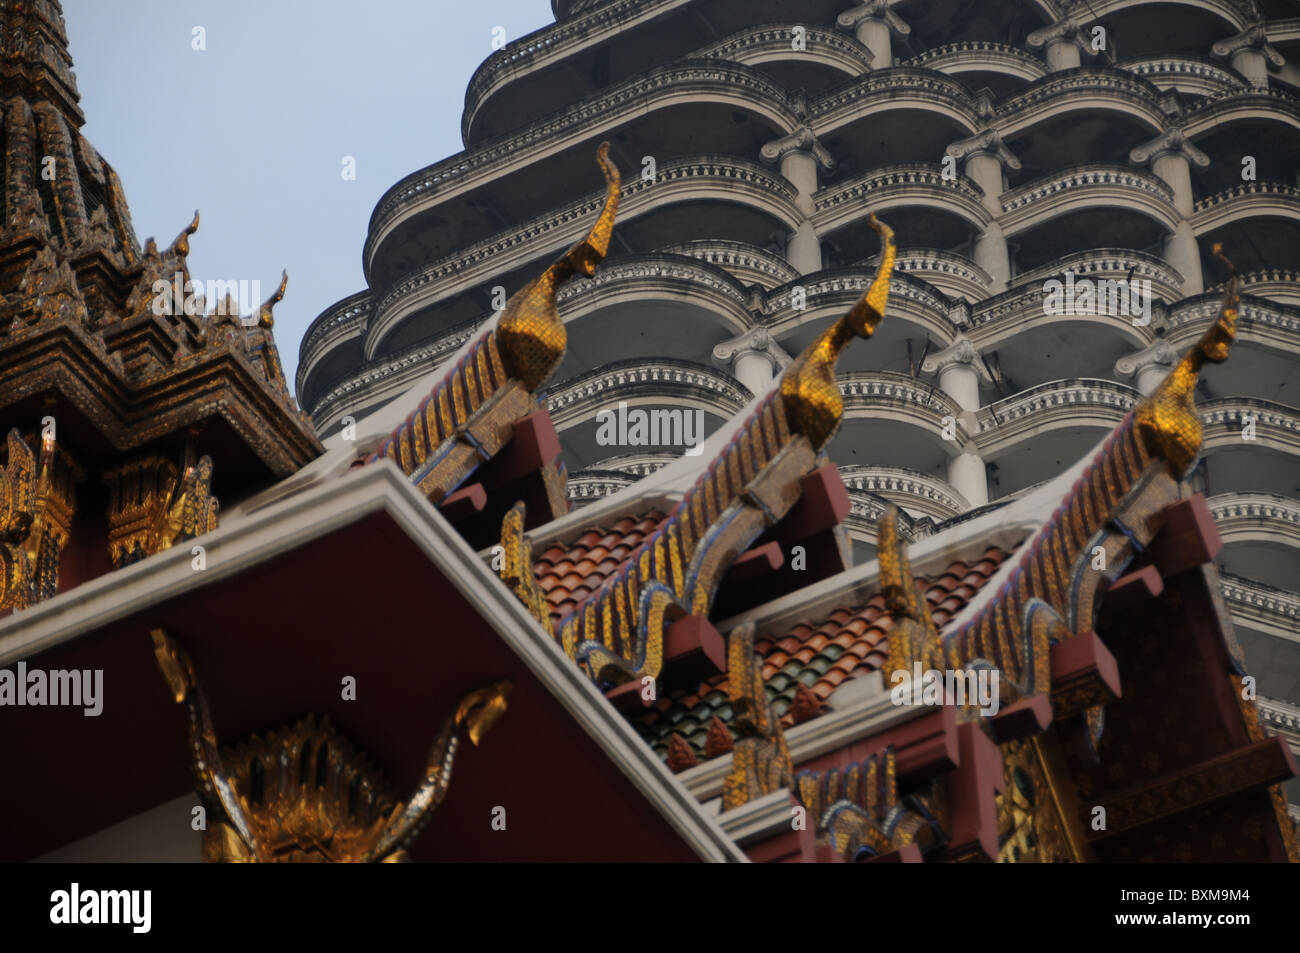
0, 461, 746, 863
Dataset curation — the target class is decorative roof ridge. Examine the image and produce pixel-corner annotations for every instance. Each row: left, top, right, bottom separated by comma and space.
503, 216, 899, 688
363, 144, 620, 508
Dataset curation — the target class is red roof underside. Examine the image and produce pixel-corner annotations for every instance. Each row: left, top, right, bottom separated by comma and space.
0, 512, 702, 862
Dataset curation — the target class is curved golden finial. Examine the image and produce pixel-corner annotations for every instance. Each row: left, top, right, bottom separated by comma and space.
256, 270, 288, 329
496, 142, 621, 390
170, 210, 200, 258
1135, 244, 1239, 476
454, 679, 512, 746
780, 213, 895, 449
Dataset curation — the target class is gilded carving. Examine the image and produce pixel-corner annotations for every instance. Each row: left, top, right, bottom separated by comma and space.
104, 448, 218, 568
151, 628, 510, 862
0, 427, 77, 610
723, 622, 793, 810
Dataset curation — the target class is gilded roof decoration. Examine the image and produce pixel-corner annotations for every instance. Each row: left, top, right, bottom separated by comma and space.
511, 218, 897, 690
151, 628, 510, 863
369, 143, 620, 507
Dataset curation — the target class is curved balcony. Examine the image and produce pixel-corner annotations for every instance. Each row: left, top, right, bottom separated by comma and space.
366, 155, 800, 358
843, 489, 931, 549
994, 68, 1167, 139
1208, 270, 1300, 308
545, 358, 751, 430
699, 24, 873, 78
656, 239, 799, 289
837, 465, 971, 521
974, 378, 1137, 458
813, 163, 990, 235
883, 248, 991, 303
308, 315, 486, 431
837, 370, 969, 448
368, 59, 799, 277
463, 0, 689, 143
566, 469, 640, 505
1012, 248, 1184, 303
296, 290, 372, 406
1167, 293, 1300, 357
1183, 86, 1300, 139
1210, 492, 1300, 551
812, 67, 981, 137
902, 41, 1047, 83
1120, 55, 1246, 98
554, 252, 753, 333
1000, 163, 1179, 237
964, 277, 1151, 354
765, 269, 954, 345
1191, 181, 1300, 234
588, 451, 677, 477
1200, 398, 1300, 458
1082, 0, 1249, 30
1220, 571, 1300, 643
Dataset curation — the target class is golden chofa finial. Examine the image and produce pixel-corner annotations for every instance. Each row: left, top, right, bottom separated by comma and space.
1135, 244, 1239, 476
496, 142, 621, 391
256, 270, 288, 329
780, 213, 895, 450
170, 210, 200, 258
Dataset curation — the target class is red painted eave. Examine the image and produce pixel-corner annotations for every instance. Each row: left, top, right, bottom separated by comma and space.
0, 468, 729, 862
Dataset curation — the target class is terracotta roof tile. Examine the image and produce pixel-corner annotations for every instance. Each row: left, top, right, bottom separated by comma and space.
532, 510, 666, 626
630, 543, 1018, 764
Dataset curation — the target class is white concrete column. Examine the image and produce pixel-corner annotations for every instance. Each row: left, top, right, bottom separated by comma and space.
1153, 153, 1194, 217
1232, 49, 1269, 87
1131, 129, 1210, 296
947, 452, 989, 508
837, 2, 911, 69
1028, 18, 1090, 72
1163, 223, 1203, 296
922, 335, 992, 508
1115, 340, 1178, 396
1213, 24, 1284, 89
781, 151, 819, 216
973, 223, 1011, 292
946, 130, 1020, 293
762, 127, 835, 276
787, 220, 823, 275
734, 350, 776, 394
714, 328, 792, 396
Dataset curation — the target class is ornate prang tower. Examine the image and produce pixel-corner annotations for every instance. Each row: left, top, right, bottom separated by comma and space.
0, 0, 319, 613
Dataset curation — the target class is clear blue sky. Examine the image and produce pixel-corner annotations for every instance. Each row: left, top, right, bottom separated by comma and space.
65, 0, 555, 389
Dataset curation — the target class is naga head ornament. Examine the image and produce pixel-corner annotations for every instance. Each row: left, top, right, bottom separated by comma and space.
151, 628, 510, 862
496, 142, 621, 390
780, 213, 895, 450
1135, 244, 1238, 476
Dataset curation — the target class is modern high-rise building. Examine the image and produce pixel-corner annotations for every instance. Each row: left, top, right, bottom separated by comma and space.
299, 0, 1300, 802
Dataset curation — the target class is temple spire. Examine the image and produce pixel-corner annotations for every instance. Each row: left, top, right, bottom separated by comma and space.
0, 0, 83, 127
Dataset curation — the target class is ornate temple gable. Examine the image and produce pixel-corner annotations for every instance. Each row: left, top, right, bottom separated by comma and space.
151, 629, 510, 863
366, 144, 620, 538
937, 248, 1244, 712
502, 214, 896, 695
771, 251, 1295, 863
0, 0, 320, 614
